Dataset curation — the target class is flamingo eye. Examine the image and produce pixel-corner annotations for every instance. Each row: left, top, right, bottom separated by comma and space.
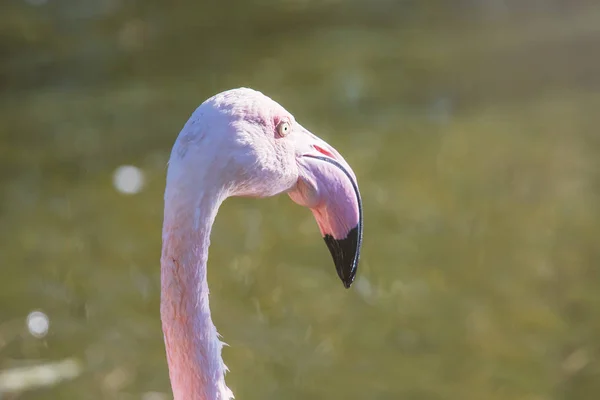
276, 121, 291, 137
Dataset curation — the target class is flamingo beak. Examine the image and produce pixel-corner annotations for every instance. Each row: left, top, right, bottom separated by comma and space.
288, 126, 363, 288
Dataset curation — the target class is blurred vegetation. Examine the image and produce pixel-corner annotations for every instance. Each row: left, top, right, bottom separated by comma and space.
1, 0, 600, 399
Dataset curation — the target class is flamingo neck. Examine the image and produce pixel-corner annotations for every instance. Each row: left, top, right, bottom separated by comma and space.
160, 188, 233, 400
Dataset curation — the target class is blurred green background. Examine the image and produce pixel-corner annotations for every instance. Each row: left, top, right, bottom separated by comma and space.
1, 0, 600, 399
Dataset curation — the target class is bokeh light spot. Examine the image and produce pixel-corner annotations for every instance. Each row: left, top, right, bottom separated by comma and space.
26, 311, 49, 338
113, 165, 145, 195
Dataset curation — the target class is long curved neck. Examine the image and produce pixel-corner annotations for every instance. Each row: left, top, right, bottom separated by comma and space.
160, 186, 232, 400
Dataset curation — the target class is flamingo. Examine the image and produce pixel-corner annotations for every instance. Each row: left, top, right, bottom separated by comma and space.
160, 88, 363, 399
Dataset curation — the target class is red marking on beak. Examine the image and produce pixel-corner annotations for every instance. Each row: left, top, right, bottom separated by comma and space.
313, 145, 335, 159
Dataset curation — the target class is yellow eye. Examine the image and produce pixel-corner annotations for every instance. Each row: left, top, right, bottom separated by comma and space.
277, 121, 290, 137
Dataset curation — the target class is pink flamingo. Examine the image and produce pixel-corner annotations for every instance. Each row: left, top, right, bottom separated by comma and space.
160, 88, 363, 399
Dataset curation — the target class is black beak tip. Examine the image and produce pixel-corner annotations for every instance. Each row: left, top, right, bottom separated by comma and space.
342, 276, 354, 289
323, 225, 361, 289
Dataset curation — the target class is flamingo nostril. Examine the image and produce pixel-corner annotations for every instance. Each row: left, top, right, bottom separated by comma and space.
313, 145, 335, 159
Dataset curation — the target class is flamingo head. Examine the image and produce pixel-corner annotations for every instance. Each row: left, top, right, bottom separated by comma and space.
172, 88, 363, 288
